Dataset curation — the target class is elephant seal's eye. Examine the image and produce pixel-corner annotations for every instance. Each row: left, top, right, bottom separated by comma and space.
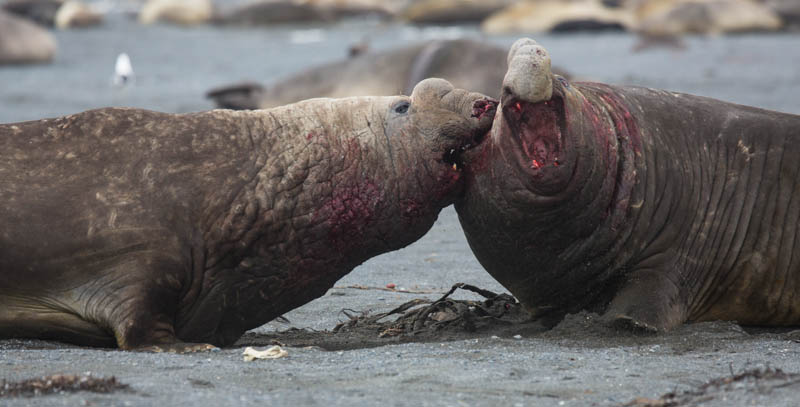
394, 101, 410, 114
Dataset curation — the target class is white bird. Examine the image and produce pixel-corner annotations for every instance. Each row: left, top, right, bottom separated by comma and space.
112, 52, 134, 87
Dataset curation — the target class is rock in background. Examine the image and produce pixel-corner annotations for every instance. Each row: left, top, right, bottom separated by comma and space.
2, 0, 102, 28
632, 0, 783, 35
138, 0, 213, 25
399, 0, 515, 24
481, 0, 634, 34
54, 0, 103, 28
0, 9, 57, 64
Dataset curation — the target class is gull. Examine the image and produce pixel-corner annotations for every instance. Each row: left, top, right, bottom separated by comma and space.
112, 52, 134, 87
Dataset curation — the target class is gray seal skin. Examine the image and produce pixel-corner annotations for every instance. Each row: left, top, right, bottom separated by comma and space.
0, 78, 497, 351
455, 38, 800, 332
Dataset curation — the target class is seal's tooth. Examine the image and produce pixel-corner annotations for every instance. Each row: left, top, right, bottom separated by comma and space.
502, 39, 553, 105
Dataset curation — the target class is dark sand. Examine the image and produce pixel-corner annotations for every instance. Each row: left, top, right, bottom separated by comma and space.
2, 16, 800, 407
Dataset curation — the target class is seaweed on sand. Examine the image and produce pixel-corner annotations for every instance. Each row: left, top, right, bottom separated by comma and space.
333, 283, 531, 337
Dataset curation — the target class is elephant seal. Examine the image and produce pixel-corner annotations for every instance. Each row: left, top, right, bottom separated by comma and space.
455, 38, 800, 332
206, 39, 570, 111
0, 79, 497, 351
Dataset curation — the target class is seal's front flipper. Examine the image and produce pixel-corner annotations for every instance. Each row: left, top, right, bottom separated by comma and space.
113, 308, 219, 353
602, 269, 687, 333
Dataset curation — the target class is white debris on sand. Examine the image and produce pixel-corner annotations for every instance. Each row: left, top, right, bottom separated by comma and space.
242, 346, 288, 362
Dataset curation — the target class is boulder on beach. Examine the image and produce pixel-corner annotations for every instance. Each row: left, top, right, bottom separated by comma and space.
138, 0, 213, 25
298, 0, 395, 19
0, 10, 57, 64
54, 0, 102, 28
399, 0, 514, 24
3, 0, 101, 28
213, 0, 391, 25
2, 0, 62, 26
482, 0, 634, 34
763, 0, 800, 30
213, 1, 334, 25
633, 0, 782, 35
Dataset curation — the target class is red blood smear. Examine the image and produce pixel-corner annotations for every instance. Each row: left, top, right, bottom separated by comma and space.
471, 98, 497, 119
321, 182, 380, 250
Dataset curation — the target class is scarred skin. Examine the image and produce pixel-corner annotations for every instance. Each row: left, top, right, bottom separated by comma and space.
456, 38, 800, 332
0, 78, 496, 351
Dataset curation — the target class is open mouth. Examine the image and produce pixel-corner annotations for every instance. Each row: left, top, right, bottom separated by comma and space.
441, 97, 497, 171
442, 131, 488, 171
502, 95, 565, 171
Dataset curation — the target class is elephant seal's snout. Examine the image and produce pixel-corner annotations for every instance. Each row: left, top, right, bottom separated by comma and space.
471, 98, 498, 120
502, 38, 553, 108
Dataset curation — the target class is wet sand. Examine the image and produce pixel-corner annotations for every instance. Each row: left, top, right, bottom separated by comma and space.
2, 17, 800, 407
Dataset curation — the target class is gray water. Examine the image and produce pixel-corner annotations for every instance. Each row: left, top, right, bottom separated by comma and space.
2, 15, 799, 124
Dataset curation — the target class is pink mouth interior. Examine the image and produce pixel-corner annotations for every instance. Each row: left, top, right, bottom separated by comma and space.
505, 98, 563, 171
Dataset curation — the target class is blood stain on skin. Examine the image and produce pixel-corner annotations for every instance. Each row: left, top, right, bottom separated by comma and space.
401, 199, 423, 220
320, 181, 381, 250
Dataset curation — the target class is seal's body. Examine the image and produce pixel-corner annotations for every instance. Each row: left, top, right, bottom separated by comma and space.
0, 79, 496, 350
456, 38, 800, 331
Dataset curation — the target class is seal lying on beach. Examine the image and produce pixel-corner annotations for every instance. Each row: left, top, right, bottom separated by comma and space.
206, 39, 570, 111
0, 78, 497, 351
206, 39, 511, 111
455, 38, 800, 332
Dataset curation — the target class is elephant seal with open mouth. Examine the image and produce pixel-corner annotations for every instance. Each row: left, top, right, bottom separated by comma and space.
456, 38, 800, 332
0, 78, 497, 351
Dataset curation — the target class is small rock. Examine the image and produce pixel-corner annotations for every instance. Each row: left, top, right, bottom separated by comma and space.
139, 0, 213, 25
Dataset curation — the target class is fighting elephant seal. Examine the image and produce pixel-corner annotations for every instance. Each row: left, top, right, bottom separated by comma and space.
455, 38, 800, 332
0, 79, 497, 351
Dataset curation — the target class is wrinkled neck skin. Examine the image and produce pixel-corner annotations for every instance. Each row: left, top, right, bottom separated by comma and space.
458, 79, 643, 315
196, 97, 454, 335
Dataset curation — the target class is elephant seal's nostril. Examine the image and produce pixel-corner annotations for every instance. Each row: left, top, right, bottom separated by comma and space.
471, 98, 498, 119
